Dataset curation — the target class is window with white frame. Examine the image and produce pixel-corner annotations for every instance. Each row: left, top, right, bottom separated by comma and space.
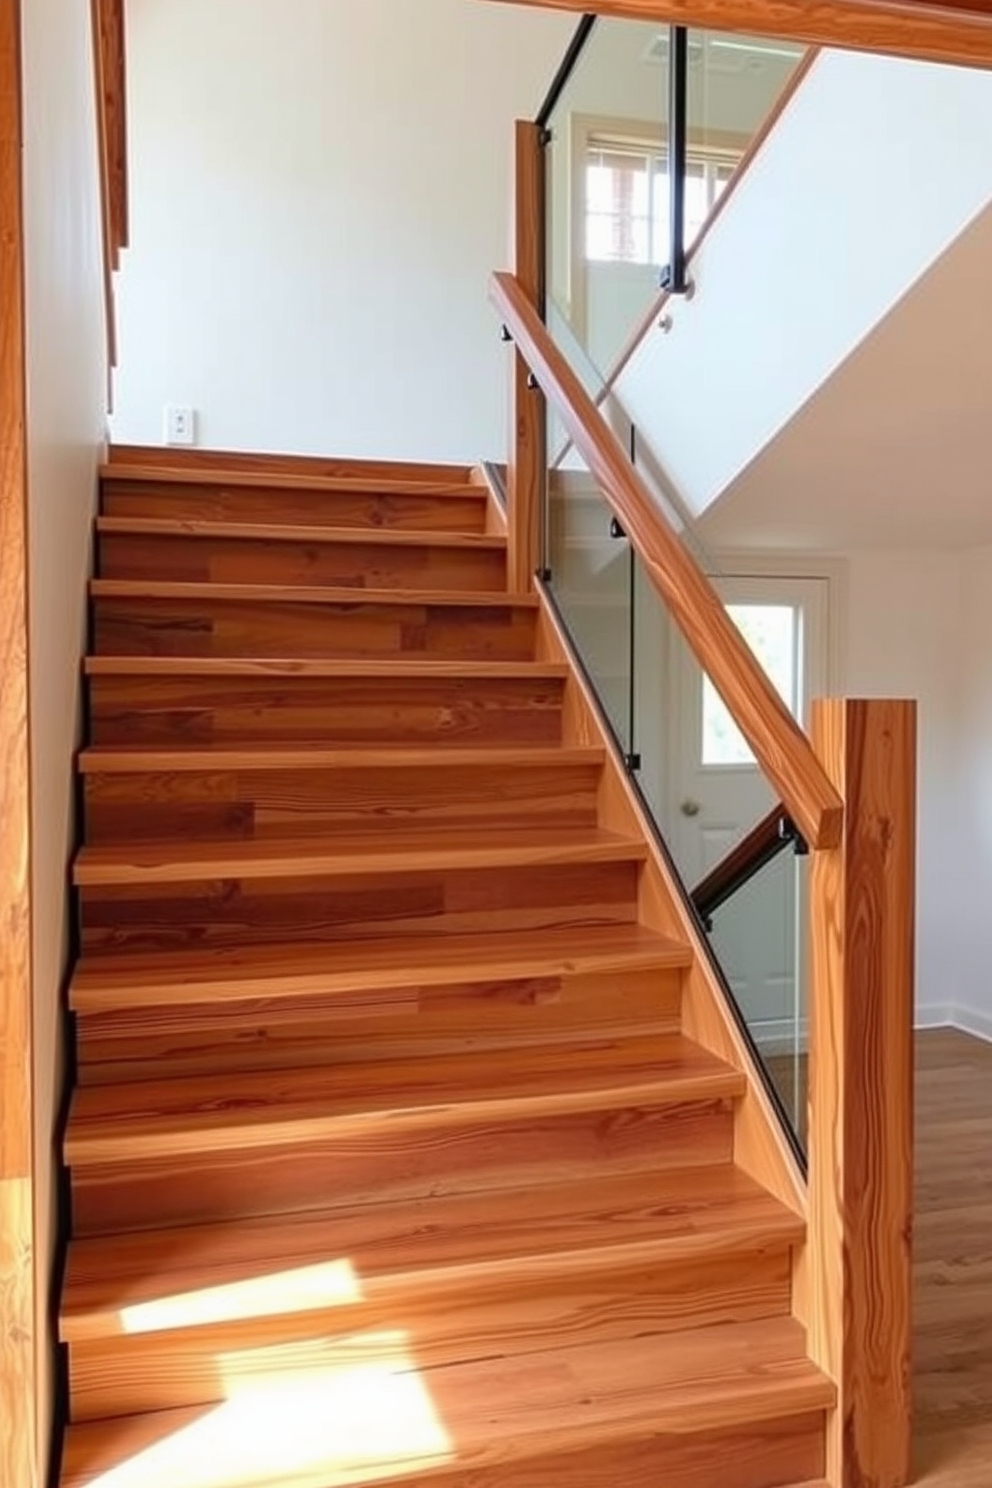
585, 137, 739, 265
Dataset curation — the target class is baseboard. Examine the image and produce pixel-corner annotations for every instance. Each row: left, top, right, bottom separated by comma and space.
915, 1002, 992, 1045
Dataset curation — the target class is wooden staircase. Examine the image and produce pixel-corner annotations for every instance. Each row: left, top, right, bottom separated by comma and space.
58, 450, 833, 1488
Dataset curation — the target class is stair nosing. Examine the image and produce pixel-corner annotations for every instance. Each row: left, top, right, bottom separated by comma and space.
95, 515, 506, 549
89, 578, 538, 608
77, 743, 604, 774
69, 924, 692, 1013
101, 463, 487, 498
84, 656, 567, 679
73, 827, 647, 888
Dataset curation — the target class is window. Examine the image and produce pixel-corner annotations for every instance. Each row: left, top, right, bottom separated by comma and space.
585, 137, 739, 266
702, 604, 802, 767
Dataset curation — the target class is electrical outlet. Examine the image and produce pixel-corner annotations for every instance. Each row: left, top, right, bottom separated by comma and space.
164, 405, 196, 446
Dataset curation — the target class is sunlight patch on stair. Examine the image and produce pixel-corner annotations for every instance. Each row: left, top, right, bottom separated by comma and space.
119, 1258, 364, 1335
84, 1333, 454, 1488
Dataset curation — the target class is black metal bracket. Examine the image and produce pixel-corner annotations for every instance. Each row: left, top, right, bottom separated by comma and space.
537, 567, 552, 583
624, 753, 642, 773
539, 127, 553, 148
500, 325, 512, 343
526, 372, 540, 391
609, 517, 627, 540
778, 815, 809, 857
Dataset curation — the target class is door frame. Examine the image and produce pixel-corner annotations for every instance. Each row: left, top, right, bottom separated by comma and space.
0, 3, 37, 1488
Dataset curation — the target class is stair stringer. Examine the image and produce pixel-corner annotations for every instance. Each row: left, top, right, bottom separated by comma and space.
534, 595, 807, 1223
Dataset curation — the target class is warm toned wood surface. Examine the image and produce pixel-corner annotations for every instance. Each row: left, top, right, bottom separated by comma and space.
492, 272, 843, 853
107, 443, 474, 483
102, 464, 487, 497
481, 0, 992, 68
65, 1034, 746, 1166
97, 519, 509, 591
808, 700, 916, 1488
78, 741, 589, 773
508, 120, 544, 595
0, 2, 36, 1485
61, 1318, 831, 1488
91, 588, 538, 662
69, 921, 691, 1013
81, 751, 604, 844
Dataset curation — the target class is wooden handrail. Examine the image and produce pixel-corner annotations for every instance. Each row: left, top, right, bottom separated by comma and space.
491, 270, 844, 852
691, 805, 797, 921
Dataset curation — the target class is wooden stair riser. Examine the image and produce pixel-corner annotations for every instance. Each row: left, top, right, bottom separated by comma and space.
78, 858, 642, 957
67, 1248, 794, 1422
82, 758, 601, 846
101, 478, 488, 534
59, 1408, 826, 1488
91, 594, 537, 662
97, 529, 507, 592
67, 1097, 736, 1235
87, 673, 565, 748
74, 969, 683, 1084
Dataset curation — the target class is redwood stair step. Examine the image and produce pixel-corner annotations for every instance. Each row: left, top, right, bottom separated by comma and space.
90, 579, 536, 606
60, 1316, 834, 1488
69, 922, 692, 1015
95, 516, 505, 549
74, 825, 646, 888
77, 743, 596, 773
85, 656, 564, 680
61, 1163, 804, 1345
64, 1034, 746, 1168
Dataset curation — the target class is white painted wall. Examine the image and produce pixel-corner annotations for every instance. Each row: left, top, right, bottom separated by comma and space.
22, 0, 108, 1464
111, 0, 572, 462
616, 49, 992, 519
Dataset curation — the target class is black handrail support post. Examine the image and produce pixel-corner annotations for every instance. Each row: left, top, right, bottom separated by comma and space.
661, 25, 689, 295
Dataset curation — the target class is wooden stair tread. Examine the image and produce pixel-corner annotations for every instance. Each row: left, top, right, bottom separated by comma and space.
90, 579, 537, 608
61, 1163, 803, 1342
77, 744, 602, 774
102, 463, 486, 499
84, 656, 566, 679
65, 1034, 745, 1165
69, 922, 692, 1013
74, 825, 646, 887
60, 1316, 833, 1488
96, 515, 505, 549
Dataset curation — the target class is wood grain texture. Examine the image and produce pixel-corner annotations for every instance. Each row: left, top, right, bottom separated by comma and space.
508, 120, 545, 595
0, 2, 36, 1483
492, 273, 843, 852
60, 1319, 830, 1488
480, 0, 992, 67
808, 700, 915, 1488
69, 921, 691, 1014
81, 751, 603, 844
91, 588, 538, 662
107, 443, 473, 483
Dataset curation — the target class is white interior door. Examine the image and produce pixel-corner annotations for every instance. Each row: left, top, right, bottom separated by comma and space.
669, 574, 829, 1052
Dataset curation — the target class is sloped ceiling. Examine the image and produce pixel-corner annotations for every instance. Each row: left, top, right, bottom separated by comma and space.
698, 198, 992, 552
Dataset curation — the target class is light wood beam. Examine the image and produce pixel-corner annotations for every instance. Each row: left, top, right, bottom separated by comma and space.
0, 1, 37, 1486
808, 698, 916, 1488
482, 0, 992, 70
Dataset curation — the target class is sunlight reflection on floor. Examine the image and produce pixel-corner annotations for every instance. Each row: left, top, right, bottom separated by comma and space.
88, 1332, 454, 1488
120, 1259, 365, 1335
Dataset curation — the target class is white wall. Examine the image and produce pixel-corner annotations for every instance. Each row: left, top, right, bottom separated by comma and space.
616, 49, 992, 519
21, 0, 108, 1465
111, 0, 572, 462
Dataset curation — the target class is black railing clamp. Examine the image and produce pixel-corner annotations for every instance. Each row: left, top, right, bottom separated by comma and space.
539, 127, 553, 148
778, 816, 809, 857
500, 325, 512, 343
624, 753, 642, 773
526, 372, 540, 391
537, 567, 552, 582
609, 517, 627, 540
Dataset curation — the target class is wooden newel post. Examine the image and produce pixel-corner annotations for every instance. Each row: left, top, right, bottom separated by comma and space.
507, 120, 545, 595
808, 698, 916, 1488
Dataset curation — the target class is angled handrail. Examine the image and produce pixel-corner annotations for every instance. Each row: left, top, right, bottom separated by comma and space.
537, 14, 597, 129
692, 805, 804, 925
490, 269, 843, 852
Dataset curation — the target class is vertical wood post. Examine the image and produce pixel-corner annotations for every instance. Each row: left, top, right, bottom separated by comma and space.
808, 699, 916, 1488
507, 120, 545, 595
0, 1, 37, 1486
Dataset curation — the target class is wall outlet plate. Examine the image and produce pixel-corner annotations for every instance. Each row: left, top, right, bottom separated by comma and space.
164, 405, 196, 446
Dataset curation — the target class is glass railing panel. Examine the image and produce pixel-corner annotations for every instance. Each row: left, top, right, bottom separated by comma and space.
544, 18, 669, 385
707, 846, 809, 1146
546, 461, 633, 758
542, 19, 812, 394
628, 546, 809, 1155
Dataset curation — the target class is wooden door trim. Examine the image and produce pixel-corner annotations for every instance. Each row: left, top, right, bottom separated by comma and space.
0, 3, 37, 1488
